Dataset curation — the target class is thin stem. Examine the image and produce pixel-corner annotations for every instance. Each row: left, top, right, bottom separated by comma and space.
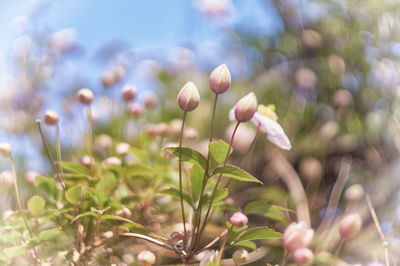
55, 124, 64, 177
196, 121, 240, 250
331, 238, 344, 266
120, 102, 128, 140
178, 111, 188, 250
238, 125, 260, 166
365, 193, 390, 266
217, 226, 232, 264
36, 120, 65, 189
281, 249, 288, 266
87, 105, 93, 157
189, 94, 218, 254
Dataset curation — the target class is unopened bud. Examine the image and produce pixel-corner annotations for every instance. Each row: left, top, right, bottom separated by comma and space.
0, 171, 14, 188
283, 221, 314, 252
116, 142, 130, 156
293, 248, 314, 265
339, 213, 362, 239
144, 92, 158, 108
234, 92, 257, 122
44, 110, 59, 125
232, 248, 249, 264
80, 155, 95, 168
344, 184, 364, 204
103, 231, 114, 239
209, 64, 231, 94
230, 212, 248, 228
0, 142, 12, 157
25, 170, 39, 184
95, 134, 113, 151
104, 157, 122, 166
122, 85, 137, 102
178, 81, 200, 112
183, 127, 198, 140
77, 88, 94, 105
102, 71, 117, 87
137, 250, 156, 266
129, 103, 144, 118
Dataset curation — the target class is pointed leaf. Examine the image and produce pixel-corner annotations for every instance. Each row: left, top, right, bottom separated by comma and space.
27, 196, 46, 217
70, 211, 98, 223
212, 165, 262, 184
2, 245, 28, 259
203, 189, 229, 206
159, 187, 194, 207
164, 147, 207, 169
232, 240, 257, 251
236, 227, 281, 243
38, 228, 63, 241
58, 162, 90, 175
126, 164, 159, 177
244, 200, 290, 223
35, 176, 58, 199
65, 185, 83, 204
209, 140, 232, 168
190, 165, 205, 203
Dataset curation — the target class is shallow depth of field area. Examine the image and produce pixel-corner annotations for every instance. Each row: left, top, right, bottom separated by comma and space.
0, 0, 400, 265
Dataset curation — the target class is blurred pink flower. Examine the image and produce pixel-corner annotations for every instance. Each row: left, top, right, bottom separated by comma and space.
229, 104, 291, 150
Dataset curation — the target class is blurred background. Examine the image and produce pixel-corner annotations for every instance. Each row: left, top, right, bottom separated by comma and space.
1, 0, 400, 263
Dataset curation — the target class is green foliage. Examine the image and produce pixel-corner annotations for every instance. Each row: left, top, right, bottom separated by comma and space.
27, 196, 46, 217
212, 165, 262, 184
165, 147, 207, 169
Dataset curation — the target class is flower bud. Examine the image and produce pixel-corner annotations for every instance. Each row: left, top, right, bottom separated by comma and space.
339, 213, 362, 239
95, 134, 113, 151
234, 92, 257, 122
137, 250, 156, 266
77, 88, 94, 105
183, 127, 198, 140
81, 155, 95, 168
0, 171, 14, 188
283, 221, 314, 252
293, 248, 314, 265
102, 71, 117, 87
0, 142, 12, 157
232, 248, 249, 264
128, 103, 144, 118
178, 81, 200, 112
163, 142, 178, 157
116, 142, 130, 156
122, 85, 137, 102
209, 64, 231, 94
103, 157, 122, 166
144, 92, 158, 108
44, 110, 59, 125
25, 170, 39, 184
344, 184, 364, 204
230, 212, 248, 228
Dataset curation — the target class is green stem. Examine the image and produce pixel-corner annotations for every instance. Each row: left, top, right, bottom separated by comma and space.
36, 120, 65, 190
196, 121, 240, 252
189, 94, 218, 254
56, 124, 64, 178
238, 125, 260, 166
87, 105, 93, 157
331, 238, 344, 266
281, 249, 288, 266
217, 225, 232, 263
178, 111, 188, 250
120, 102, 128, 140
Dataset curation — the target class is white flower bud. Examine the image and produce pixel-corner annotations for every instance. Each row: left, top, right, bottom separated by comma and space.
339, 213, 362, 239
137, 250, 156, 266
44, 110, 59, 125
209, 64, 231, 94
77, 88, 94, 105
122, 85, 137, 102
177, 81, 200, 112
234, 92, 257, 122
0, 142, 12, 157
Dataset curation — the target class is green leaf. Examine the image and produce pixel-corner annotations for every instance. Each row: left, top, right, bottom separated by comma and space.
96, 173, 117, 195
159, 187, 194, 207
130, 147, 149, 163
232, 240, 257, 251
212, 165, 262, 184
126, 164, 158, 177
203, 189, 229, 206
244, 201, 290, 223
235, 227, 281, 243
27, 196, 46, 217
190, 165, 205, 203
70, 211, 98, 223
35, 176, 58, 199
164, 147, 207, 169
209, 140, 232, 168
65, 185, 83, 204
58, 162, 90, 175
2, 245, 28, 259
38, 228, 63, 241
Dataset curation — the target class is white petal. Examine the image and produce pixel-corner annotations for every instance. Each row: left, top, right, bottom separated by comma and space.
229, 107, 236, 121
253, 112, 292, 150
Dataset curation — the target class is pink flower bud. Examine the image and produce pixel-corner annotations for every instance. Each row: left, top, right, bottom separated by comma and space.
209, 64, 231, 94
234, 92, 257, 122
102, 71, 117, 87
95, 134, 113, 151
0, 142, 12, 157
77, 88, 94, 105
137, 250, 156, 266
44, 110, 59, 125
344, 184, 364, 204
0, 171, 14, 188
230, 212, 248, 228
293, 248, 314, 265
232, 248, 249, 264
116, 142, 130, 156
283, 221, 314, 252
144, 92, 158, 108
122, 85, 137, 102
129, 103, 144, 118
178, 81, 200, 112
339, 213, 362, 239
80, 155, 95, 168
103, 157, 122, 166
25, 170, 39, 184
183, 127, 198, 140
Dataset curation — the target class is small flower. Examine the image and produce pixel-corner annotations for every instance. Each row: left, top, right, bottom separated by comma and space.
183, 127, 198, 140
137, 250, 156, 266
122, 85, 137, 102
282, 221, 314, 252
0, 171, 14, 188
144, 92, 158, 108
233, 92, 257, 122
178, 81, 200, 112
232, 248, 249, 264
209, 64, 231, 94
0, 142, 12, 157
80, 155, 95, 168
128, 103, 144, 118
230, 212, 248, 228
116, 142, 130, 156
25, 170, 40, 184
344, 184, 364, 204
44, 110, 59, 125
77, 88, 94, 105
339, 213, 362, 239
229, 104, 292, 150
95, 134, 113, 151
103, 157, 122, 166
293, 248, 314, 265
